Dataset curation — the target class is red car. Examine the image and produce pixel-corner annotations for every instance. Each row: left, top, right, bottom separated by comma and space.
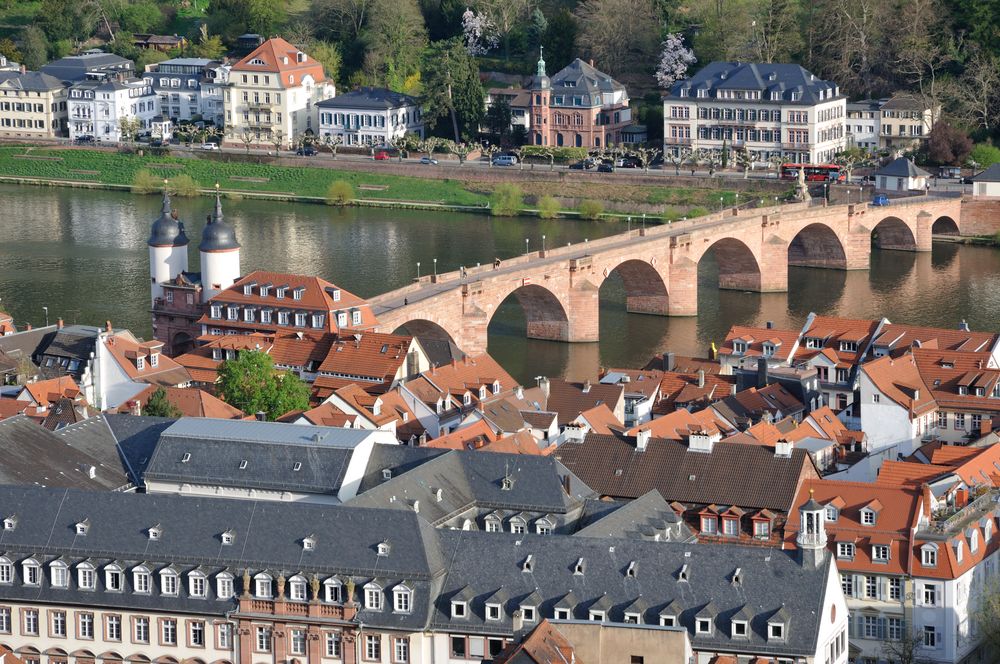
374, 150, 391, 161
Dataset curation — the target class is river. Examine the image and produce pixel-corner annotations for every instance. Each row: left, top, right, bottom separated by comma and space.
1, 184, 998, 384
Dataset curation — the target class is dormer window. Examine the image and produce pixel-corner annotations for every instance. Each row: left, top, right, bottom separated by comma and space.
393, 586, 411, 613
210, 305, 222, 319
486, 603, 501, 621
463, 393, 472, 406
451, 601, 467, 618
573, 558, 585, 575
696, 618, 712, 634
478, 386, 486, 399
260, 285, 270, 297
324, 578, 343, 603
160, 568, 179, 596
75, 519, 90, 536
872, 544, 890, 562
189, 571, 207, 598
2, 515, 15, 531
293, 287, 304, 300
762, 343, 774, 357
337, 312, 348, 327
493, 380, 501, 394
276, 287, 287, 299
352, 310, 362, 326
289, 575, 307, 601
804, 337, 822, 349
216, 572, 234, 599
243, 284, 253, 295
303, 535, 316, 551
589, 609, 606, 622
860, 508, 876, 526
255, 573, 273, 598
959, 386, 968, 395
732, 620, 749, 638
77, 562, 96, 590
520, 605, 536, 622
826, 506, 839, 522
150, 352, 159, 367
148, 525, 162, 540
377, 541, 390, 556
222, 530, 235, 545
49, 560, 67, 588
22, 558, 40, 586
733, 341, 746, 354
922, 544, 938, 567
212, 348, 223, 360
837, 543, 855, 559
133, 566, 151, 593
136, 356, 145, 371
364, 583, 382, 610
970, 529, 979, 553
104, 564, 123, 591
331, 289, 341, 302
660, 614, 677, 627
840, 341, 858, 352
227, 306, 238, 320
768, 622, 786, 640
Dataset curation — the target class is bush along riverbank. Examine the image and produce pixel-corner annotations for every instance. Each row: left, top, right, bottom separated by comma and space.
0, 146, 779, 220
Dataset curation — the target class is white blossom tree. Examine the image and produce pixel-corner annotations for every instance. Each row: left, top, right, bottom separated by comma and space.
461, 8, 498, 56
655, 33, 696, 90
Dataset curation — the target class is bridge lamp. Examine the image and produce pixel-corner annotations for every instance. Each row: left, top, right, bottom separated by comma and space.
642, 213, 646, 230
627, 216, 631, 233
433, 258, 437, 276
542, 234, 546, 252
42, 306, 48, 327
719, 196, 724, 211
416, 261, 420, 279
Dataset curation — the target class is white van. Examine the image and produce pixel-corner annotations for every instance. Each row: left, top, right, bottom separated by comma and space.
492, 155, 517, 167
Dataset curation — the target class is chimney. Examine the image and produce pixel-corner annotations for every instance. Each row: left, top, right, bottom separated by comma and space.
57, 318, 64, 329
130, 400, 141, 416
105, 320, 113, 333
582, 380, 591, 393
19, 64, 25, 74
515, 385, 524, 399
959, 320, 971, 332
697, 370, 705, 388
913, 389, 920, 401
708, 342, 717, 360
255, 411, 266, 421
775, 439, 793, 458
757, 357, 768, 389
663, 352, 676, 372
452, 358, 458, 368
26, 324, 31, 331
538, 376, 550, 400
635, 428, 651, 451
588, 59, 595, 67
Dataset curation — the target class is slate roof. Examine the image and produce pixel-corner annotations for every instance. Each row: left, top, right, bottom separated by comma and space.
573, 491, 695, 542
431, 529, 832, 657
554, 434, 815, 512
103, 414, 175, 484
0, 71, 66, 92
875, 157, 930, 178
356, 444, 447, 494
972, 163, 1000, 183
349, 450, 594, 525
0, 485, 440, 629
549, 59, 626, 96
669, 62, 841, 106
0, 415, 130, 490
317, 87, 418, 110
40, 52, 133, 83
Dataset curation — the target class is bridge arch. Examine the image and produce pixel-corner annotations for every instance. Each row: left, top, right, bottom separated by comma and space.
697, 237, 761, 291
787, 223, 847, 269
601, 258, 669, 316
872, 216, 917, 251
932, 215, 960, 235
489, 283, 571, 342
392, 319, 459, 346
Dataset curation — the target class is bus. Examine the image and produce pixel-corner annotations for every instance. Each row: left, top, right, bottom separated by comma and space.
779, 163, 844, 182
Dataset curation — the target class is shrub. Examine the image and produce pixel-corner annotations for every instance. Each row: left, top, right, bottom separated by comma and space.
536, 195, 560, 219
490, 183, 523, 216
971, 143, 1000, 168
170, 174, 200, 197
686, 206, 709, 218
577, 199, 604, 220
662, 207, 682, 222
326, 180, 354, 206
131, 169, 160, 194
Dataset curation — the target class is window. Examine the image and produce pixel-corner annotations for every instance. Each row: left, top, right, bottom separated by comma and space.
394, 588, 411, 613
863, 615, 881, 639
768, 623, 785, 640
589, 610, 606, 622
873, 545, 890, 562
841, 573, 853, 597
826, 507, 839, 522
24, 609, 39, 635
325, 580, 343, 603
134, 617, 149, 643
337, 312, 348, 327
837, 543, 855, 559
732, 620, 748, 637
255, 626, 271, 652
50, 562, 68, 588
701, 516, 718, 534
365, 585, 383, 610
872, 394, 880, 403
289, 577, 307, 601
452, 601, 467, 618
555, 608, 571, 620
754, 520, 770, 538
217, 574, 233, 599
486, 604, 501, 621
937, 411, 948, 428
923, 584, 938, 606
955, 413, 966, 429
161, 570, 179, 595
922, 546, 937, 567
860, 509, 876, 526
162, 618, 177, 645
660, 615, 676, 627
450, 636, 466, 658
22, 559, 39, 586
255, 574, 272, 598
326, 632, 342, 658
289, 629, 305, 655
352, 310, 362, 326
510, 519, 526, 534
134, 568, 151, 593
923, 625, 937, 648
294, 313, 307, 327
394, 637, 409, 663
723, 518, 739, 537
78, 612, 94, 639
696, 618, 712, 634
189, 574, 206, 598
106, 615, 121, 641
889, 577, 902, 601
0, 559, 10, 584
521, 606, 536, 622
217, 623, 232, 649
51, 610, 66, 637
365, 634, 381, 661
888, 617, 903, 641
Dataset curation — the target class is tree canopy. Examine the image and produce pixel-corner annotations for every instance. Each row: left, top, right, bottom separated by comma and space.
216, 351, 311, 421
143, 387, 182, 418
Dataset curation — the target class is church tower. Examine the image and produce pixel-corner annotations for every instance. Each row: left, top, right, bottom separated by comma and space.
147, 186, 189, 305
199, 187, 241, 303
528, 47, 550, 146
797, 488, 828, 568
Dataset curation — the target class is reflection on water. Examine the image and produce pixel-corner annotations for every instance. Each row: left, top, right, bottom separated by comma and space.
1, 185, 998, 385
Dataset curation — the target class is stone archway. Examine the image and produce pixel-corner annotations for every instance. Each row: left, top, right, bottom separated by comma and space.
788, 223, 847, 269
601, 259, 669, 315
489, 283, 571, 342
700, 237, 762, 291
170, 331, 194, 355
872, 216, 917, 250
392, 319, 458, 346
932, 216, 960, 235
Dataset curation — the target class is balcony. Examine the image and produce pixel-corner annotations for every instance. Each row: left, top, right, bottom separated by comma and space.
664, 137, 692, 145
920, 488, 1000, 537
246, 101, 274, 111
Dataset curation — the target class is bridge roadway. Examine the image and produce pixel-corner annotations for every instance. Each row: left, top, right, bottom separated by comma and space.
369, 195, 964, 355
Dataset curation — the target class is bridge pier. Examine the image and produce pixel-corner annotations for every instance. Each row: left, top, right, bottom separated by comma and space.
626, 294, 671, 316
667, 259, 698, 316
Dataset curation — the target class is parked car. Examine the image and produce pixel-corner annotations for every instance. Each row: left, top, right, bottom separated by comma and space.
295, 146, 318, 156
201, 142, 219, 151
419, 156, 438, 165
492, 155, 517, 167
597, 162, 615, 173
569, 158, 596, 170
621, 156, 641, 169
871, 194, 890, 206
149, 139, 165, 148
75, 135, 95, 144
374, 150, 391, 161
960, 176, 974, 184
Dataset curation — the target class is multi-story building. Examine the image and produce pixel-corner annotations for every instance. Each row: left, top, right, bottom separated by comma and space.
67, 76, 158, 142
40, 50, 134, 85
878, 93, 938, 151
142, 58, 230, 126
223, 37, 335, 148
316, 88, 422, 147
483, 87, 530, 136
0, 70, 68, 139
847, 99, 881, 150
664, 61, 847, 164
525, 55, 631, 148
788, 477, 1000, 664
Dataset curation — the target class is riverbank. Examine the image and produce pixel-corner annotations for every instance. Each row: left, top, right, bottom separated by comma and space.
0, 146, 782, 218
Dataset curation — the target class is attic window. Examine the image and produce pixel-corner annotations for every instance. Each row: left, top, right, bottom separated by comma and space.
148, 525, 162, 540
303, 535, 316, 551
250, 58, 266, 66
573, 558, 585, 575
377, 541, 390, 556
626, 561, 637, 578
768, 622, 786, 640
696, 618, 712, 634
679, 564, 690, 581
733, 341, 747, 354
221, 530, 235, 545
660, 614, 677, 627
732, 567, 742, 585
523, 554, 534, 572
860, 508, 876, 526
181, 453, 191, 463
75, 519, 90, 536
293, 462, 302, 472
2, 515, 16, 531
239, 460, 248, 470
382, 469, 392, 480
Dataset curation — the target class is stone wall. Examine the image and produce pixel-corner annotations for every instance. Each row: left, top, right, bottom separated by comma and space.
958, 198, 1000, 236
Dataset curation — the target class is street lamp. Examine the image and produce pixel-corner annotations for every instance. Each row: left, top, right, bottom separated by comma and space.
541, 234, 546, 253
433, 258, 437, 276
416, 262, 420, 279
719, 196, 724, 211
824, 183, 829, 201
525, 238, 530, 255
42, 306, 48, 327
627, 217, 631, 234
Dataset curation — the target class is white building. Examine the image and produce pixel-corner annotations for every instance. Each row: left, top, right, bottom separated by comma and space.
316, 87, 423, 147
846, 99, 881, 150
664, 61, 847, 165
859, 354, 937, 462
67, 75, 158, 142
143, 58, 230, 126
971, 163, 1000, 197
874, 157, 930, 193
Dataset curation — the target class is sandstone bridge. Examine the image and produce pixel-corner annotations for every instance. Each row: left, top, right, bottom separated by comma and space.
369, 196, 963, 355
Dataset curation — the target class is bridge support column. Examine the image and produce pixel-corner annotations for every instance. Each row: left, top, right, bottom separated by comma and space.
627, 294, 671, 315
915, 211, 933, 252
757, 237, 788, 292
667, 258, 698, 316
456, 310, 489, 356
844, 223, 873, 270
564, 280, 599, 343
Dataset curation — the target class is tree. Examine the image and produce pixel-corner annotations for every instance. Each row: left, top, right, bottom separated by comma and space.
143, 387, 181, 418
216, 351, 311, 421
667, 148, 689, 176
190, 24, 227, 60
421, 38, 484, 142
461, 8, 498, 55
805, 0, 890, 98
447, 140, 474, 164
767, 152, 786, 177
970, 143, 1000, 169
655, 33, 695, 89
974, 577, 1000, 657
733, 147, 753, 178
308, 40, 342, 84
118, 1, 166, 33
953, 48, 1000, 132
629, 146, 661, 172
118, 116, 141, 144
485, 95, 512, 143
541, 8, 576, 72
834, 147, 870, 181
312, 0, 376, 44
0, 38, 21, 63
322, 133, 344, 158
528, 8, 546, 47
270, 129, 285, 153
18, 26, 47, 70
361, 0, 427, 90
207, 0, 284, 42
574, 0, 659, 82
926, 122, 972, 166
880, 634, 932, 664
472, 0, 533, 60
239, 128, 256, 153
37, 0, 97, 42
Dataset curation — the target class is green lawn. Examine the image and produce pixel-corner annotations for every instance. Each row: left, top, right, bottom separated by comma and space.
0, 147, 489, 205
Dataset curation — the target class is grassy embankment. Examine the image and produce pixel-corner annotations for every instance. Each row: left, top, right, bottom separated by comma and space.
0, 147, 774, 217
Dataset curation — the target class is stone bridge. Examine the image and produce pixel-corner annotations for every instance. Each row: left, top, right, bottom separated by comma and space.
369, 196, 963, 355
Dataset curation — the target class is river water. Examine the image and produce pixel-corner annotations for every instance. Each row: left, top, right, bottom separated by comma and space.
1, 184, 998, 384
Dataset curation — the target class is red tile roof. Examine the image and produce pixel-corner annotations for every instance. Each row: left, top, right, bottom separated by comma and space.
574, 404, 623, 435
875, 322, 997, 354
421, 354, 518, 401
425, 420, 498, 451
318, 331, 412, 382
21, 376, 81, 405
861, 354, 936, 416
123, 386, 246, 419
628, 408, 729, 441
231, 38, 328, 86
719, 325, 801, 362
654, 371, 734, 414
105, 334, 191, 387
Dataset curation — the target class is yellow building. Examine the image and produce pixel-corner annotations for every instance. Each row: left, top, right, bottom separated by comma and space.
0, 70, 68, 139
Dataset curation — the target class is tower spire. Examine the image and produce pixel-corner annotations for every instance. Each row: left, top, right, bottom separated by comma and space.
161, 180, 171, 214
212, 182, 223, 223
537, 46, 546, 77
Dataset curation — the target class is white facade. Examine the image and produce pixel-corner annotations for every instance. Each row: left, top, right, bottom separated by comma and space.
876, 172, 928, 193
858, 371, 932, 462
317, 91, 423, 147
199, 249, 241, 303
144, 59, 230, 126
148, 244, 188, 306
67, 78, 158, 142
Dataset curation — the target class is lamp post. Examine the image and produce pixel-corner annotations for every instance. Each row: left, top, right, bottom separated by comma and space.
433, 258, 437, 276
416, 262, 420, 279
42, 306, 48, 327
627, 217, 631, 234
525, 238, 530, 255
642, 213, 646, 231
824, 183, 829, 202
541, 234, 546, 253
719, 196, 724, 211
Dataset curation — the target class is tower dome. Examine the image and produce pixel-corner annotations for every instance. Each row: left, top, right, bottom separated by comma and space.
199, 193, 241, 252
531, 47, 550, 90
147, 189, 189, 247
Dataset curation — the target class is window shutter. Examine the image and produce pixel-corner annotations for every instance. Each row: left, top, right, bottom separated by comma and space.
878, 617, 887, 640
